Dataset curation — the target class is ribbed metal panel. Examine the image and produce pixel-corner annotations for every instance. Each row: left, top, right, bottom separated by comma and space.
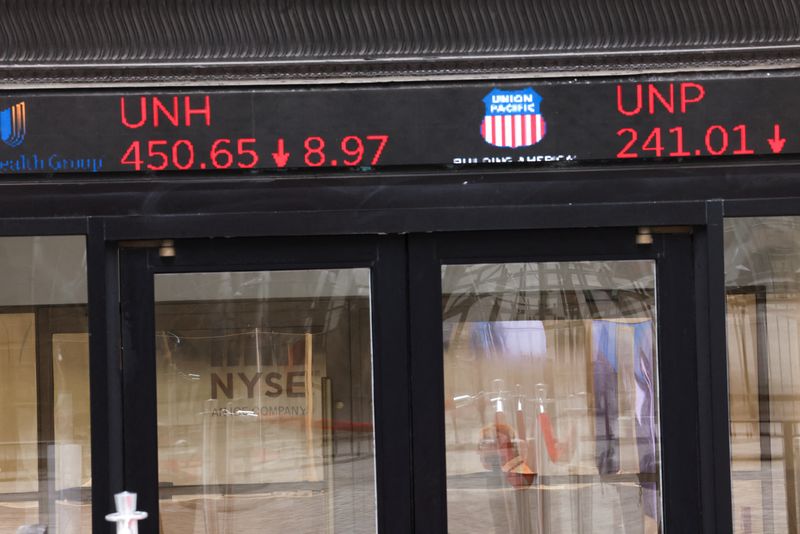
0, 0, 798, 83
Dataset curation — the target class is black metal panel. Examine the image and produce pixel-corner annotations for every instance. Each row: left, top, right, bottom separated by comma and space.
693, 201, 734, 534
0, 159, 793, 226
0, 217, 85, 235
408, 234, 447, 533
118, 247, 158, 533
87, 219, 124, 534
0, 0, 799, 83
0, 160, 798, 241
654, 232, 704, 531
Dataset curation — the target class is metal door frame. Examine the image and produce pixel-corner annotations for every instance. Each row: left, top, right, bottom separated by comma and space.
408, 227, 716, 532
114, 235, 412, 534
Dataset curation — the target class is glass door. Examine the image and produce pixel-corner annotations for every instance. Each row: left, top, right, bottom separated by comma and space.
119, 237, 411, 534
410, 229, 701, 533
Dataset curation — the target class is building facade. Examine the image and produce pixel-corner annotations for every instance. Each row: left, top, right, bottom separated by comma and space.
0, 1, 799, 533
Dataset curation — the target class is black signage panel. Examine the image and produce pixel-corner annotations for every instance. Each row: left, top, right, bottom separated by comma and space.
0, 73, 795, 175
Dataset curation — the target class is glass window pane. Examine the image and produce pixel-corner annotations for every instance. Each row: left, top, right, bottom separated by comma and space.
725, 216, 800, 533
154, 268, 375, 533
0, 236, 90, 533
442, 261, 662, 533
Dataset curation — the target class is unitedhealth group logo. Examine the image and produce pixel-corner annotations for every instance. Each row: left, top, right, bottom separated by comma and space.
0, 102, 26, 147
0, 100, 104, 174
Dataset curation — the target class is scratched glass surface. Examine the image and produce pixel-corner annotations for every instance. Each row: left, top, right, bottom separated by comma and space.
442, 261, 661, 534
154, 268, 376, 534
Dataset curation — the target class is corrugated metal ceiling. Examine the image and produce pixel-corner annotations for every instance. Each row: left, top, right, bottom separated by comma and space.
0, 0, 798, 85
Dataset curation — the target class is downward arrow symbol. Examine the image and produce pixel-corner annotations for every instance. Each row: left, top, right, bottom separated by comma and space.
272, 138, 290, 167
768, 124, 786, 154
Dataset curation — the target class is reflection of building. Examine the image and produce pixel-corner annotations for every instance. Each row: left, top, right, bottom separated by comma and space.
443, 268, 659, 532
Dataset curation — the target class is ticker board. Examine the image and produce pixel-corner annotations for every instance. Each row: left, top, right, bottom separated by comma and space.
0, 73, 795, 175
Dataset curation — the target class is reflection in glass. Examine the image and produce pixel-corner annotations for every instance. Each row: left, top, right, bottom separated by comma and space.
443, 261, 661, 533
0, 236, 90, 533
154, 269, 375, 534
725, 217, 800, 533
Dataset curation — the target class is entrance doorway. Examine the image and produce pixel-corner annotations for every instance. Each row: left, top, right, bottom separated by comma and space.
118, 236, 411, 534
409, 229, 701, 533
112, 228, 701, 534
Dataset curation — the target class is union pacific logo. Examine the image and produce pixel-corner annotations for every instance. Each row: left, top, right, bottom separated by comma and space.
0, 102, 26, 148
481, 88, 546, 149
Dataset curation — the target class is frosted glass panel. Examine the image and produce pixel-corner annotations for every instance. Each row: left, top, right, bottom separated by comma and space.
725, 216, 800, 534
443, 261, 661, 534
155, 268, 376, 534
0, 236, 90, 534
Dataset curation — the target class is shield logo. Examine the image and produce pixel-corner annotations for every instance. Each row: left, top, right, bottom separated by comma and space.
480, 88, 545, 148
1, 102, 26, 148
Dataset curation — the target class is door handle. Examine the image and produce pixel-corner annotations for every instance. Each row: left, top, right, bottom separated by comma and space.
106, 492, 148, 534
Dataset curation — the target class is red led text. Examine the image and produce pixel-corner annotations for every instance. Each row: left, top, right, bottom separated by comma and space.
119, 135, 390, 171
617, 124, 755, 159
616, 83, 706, 116
120, 95, 212, 129
120, 138, 258, 171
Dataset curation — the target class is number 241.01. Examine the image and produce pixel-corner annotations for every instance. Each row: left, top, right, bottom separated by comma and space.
617, 125, 754, 158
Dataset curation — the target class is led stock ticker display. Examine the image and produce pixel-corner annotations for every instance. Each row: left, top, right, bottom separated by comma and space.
0, 74, 797, 176
613, 82, 783, 159
119, 134, 390, 171
118, 96, 389, 171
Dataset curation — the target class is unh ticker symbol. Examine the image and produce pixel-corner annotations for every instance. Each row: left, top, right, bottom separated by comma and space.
0, 102, 26, 147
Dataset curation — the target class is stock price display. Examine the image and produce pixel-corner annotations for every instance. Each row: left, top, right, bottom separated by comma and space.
0, 74, 797, 176
119, 136, 389, 171
613, 82, 787, 160
118, 96, 389, 171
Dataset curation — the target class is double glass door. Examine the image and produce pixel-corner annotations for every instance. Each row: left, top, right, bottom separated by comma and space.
115, 229, 700, 534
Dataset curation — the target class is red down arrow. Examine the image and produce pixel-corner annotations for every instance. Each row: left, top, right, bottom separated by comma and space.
768, 124, 786, 154
272, 138, 290, 167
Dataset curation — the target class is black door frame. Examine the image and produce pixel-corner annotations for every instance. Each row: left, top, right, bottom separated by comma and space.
408, 228, 711, 533
103, 225, 731, 533
28, 166, 740, 532
1, 156, 796, 533
44, 190, 721, 533
116, 235, 411, 534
